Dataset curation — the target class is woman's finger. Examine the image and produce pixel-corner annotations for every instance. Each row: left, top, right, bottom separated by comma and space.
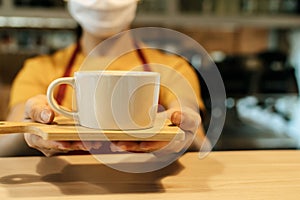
111, 141, 140, 152
139, 141, 169, 152
24, 95, 55, 124
111, 141, 169, 152
24, 133, 72, 157
71, 141, 102, 151
170, 110, 201, 133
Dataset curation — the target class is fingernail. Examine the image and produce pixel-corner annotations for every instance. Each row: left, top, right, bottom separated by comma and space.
139, 142, 148, 150
57, 145, 69, 151
110, 144, 125, 152
171, 111, 181, 126
41, 109, 52, 123
92, 142, 102, 150
78, 144, 88, 151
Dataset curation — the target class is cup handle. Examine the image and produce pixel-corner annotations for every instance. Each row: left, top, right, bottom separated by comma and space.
46, 77, 78, 119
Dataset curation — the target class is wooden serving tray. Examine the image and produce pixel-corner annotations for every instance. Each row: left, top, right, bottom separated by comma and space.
0, 114, 184, 142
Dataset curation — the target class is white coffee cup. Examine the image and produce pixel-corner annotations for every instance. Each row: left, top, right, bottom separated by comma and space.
47, 70, 160, 130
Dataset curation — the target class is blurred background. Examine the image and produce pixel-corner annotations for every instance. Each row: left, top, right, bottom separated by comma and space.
1, 0, 300, 151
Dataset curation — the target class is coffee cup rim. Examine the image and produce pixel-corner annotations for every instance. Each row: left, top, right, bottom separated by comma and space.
74, 70, 159, 77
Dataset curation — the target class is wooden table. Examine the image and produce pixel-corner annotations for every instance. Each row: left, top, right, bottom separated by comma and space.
0, 150, 300, 200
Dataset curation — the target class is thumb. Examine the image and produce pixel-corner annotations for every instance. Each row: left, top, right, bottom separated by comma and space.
170, 109, 201, 133
25, 95, 55, 123
39, 108, 55, 124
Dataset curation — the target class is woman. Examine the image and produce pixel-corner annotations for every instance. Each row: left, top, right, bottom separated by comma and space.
2, 0, 206, 157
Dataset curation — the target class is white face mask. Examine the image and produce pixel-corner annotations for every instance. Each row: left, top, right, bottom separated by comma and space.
68, 0, 137, 38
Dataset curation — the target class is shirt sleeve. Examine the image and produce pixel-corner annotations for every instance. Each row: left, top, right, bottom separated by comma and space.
9, 45, 76, 109
9, 56, 59, 108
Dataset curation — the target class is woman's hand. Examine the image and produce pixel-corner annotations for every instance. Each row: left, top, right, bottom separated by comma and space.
111, 107, 204, 153
23, 95, 204, 155
23, 95, 101, 157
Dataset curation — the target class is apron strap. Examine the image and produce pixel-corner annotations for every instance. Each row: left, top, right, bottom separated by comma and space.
55, 41, 80, 105
133, 41, 151, 72
134, 41, 163, 109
